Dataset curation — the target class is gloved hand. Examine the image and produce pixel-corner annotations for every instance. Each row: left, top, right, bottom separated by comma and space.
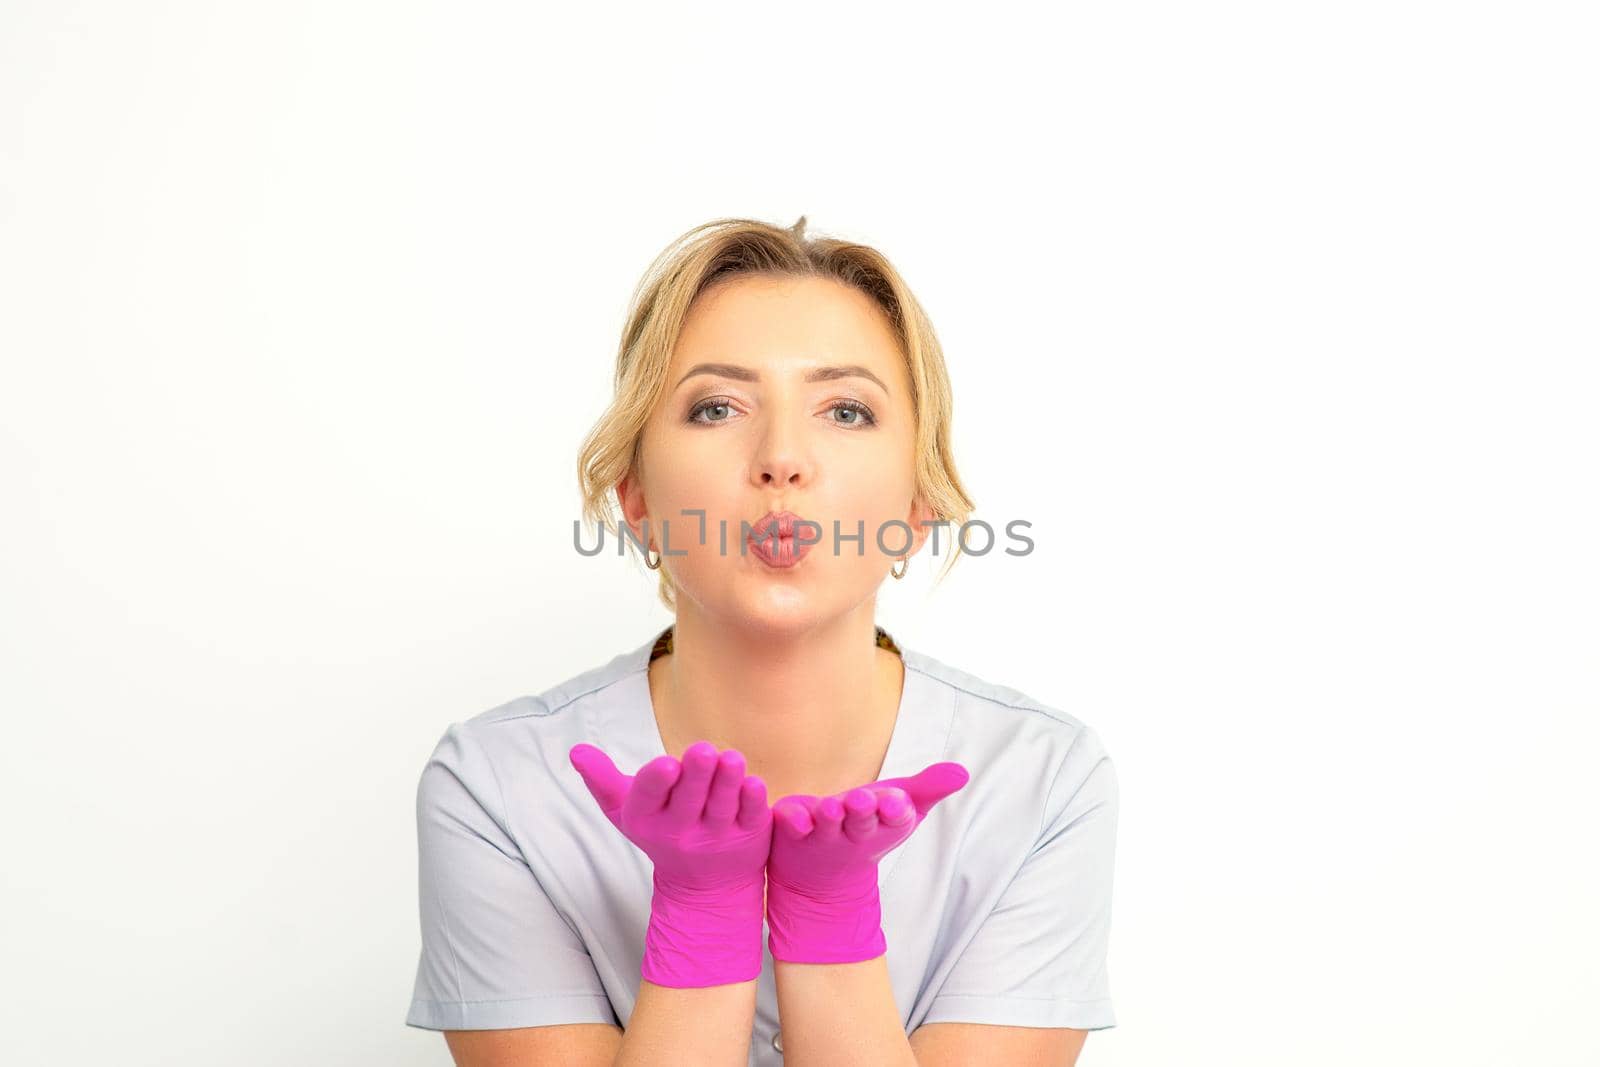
570, 740, 772, 988
766, 761, 970, 964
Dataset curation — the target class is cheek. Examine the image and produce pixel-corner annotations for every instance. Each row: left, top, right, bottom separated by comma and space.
639, 424, 731, 501
637, 458, 742, 551
834, 473, 913, 547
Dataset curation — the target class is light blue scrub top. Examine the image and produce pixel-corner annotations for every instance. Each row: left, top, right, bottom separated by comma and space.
405, 625, 1119, 1060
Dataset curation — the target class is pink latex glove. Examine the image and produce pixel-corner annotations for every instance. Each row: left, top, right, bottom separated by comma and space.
570, 740, 772, 988
766, 761, 970, 964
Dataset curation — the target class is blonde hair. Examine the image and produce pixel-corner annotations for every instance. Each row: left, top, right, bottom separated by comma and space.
577, 215, 976, 612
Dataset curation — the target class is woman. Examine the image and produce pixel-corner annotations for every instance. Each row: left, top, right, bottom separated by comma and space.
405, 217, 1120, 1065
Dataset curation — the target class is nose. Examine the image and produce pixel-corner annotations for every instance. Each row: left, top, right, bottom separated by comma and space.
750, 411, 813, 489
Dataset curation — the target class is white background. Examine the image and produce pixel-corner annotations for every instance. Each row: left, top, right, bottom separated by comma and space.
2, 3, 1596, 1064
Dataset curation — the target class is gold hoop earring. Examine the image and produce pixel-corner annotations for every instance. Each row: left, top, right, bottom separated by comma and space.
644, 545, 662, 570
890, 556, 908, 580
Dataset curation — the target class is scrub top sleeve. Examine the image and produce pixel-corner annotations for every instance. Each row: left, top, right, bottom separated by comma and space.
406, 722, 617, 1032
924, 725, 1120, 1031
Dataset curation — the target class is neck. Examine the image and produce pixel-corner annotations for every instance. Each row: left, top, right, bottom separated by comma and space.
647, 603, 904, 799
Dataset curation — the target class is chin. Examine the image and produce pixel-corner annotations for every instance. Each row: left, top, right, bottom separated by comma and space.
694, 581, 825, 637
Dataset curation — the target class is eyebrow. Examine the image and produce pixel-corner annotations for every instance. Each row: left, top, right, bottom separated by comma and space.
674, 362, 891, 395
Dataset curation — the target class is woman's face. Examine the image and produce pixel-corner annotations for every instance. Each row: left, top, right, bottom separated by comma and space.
620, 273, 932, 633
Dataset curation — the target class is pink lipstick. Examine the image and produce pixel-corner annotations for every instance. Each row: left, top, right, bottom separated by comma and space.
748, 510, 813, 568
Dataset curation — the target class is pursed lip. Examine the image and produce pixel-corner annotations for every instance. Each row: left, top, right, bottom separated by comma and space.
748, 510, 812, 567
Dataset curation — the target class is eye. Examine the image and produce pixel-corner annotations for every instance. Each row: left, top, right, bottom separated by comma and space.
685, 396, 878, 428
686, 396, 740, 425
828, 399, 877, 428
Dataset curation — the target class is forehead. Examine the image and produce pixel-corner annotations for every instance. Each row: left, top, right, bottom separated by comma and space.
669, 274, 905, 375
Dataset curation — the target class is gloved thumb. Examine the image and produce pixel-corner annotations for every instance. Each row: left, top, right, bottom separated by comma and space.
569, 743, 630, 831
871, 761, 970, 821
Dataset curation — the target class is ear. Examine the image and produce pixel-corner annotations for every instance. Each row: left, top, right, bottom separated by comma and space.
616, 469, 649, 543
904, 494, 939, 558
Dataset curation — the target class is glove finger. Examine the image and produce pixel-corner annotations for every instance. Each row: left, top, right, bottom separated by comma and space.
812, 794, 846, 842
841, 786, 878, 842
773, 796, 813, 838
703, 749, 746, 827
736, 776, 772, 831
625, 754, 682, 821
665, 740, 720, 825
877, 787, 914, 827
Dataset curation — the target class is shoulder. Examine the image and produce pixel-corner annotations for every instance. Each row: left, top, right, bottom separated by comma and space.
903, 646, 1116, 826
416, 641, 646, 797
906, 647, 1112, 755
470, 641, 643, 729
